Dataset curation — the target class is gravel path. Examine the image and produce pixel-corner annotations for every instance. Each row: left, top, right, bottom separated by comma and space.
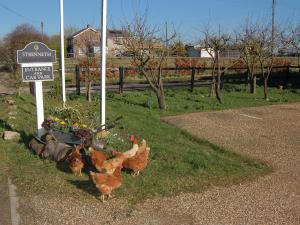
163, 103, 300, 225
18, 103, 300, 225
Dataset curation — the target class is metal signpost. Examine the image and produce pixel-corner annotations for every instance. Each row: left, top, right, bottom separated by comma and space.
60, 0, 66, 106
17, 42, 56, 138
100, 0, 107, 128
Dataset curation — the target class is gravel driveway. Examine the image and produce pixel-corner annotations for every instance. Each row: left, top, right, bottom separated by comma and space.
162, 102, 300, 225
18, 103, 300, 225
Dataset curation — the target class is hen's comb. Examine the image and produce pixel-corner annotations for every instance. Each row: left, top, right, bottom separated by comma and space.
130, 135, 135, 142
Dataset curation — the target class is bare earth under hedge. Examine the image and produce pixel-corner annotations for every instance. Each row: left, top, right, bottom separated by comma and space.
19, 103, 300, 225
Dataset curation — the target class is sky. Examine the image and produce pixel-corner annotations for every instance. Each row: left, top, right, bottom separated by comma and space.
0, 0, 300, 43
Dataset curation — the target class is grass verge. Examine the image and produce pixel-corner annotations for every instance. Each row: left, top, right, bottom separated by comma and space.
1, 85, 297, 203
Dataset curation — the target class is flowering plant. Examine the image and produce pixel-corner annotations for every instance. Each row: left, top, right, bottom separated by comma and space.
42, 117, 92, 140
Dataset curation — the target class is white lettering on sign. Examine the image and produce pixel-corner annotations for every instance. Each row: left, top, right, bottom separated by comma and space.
22, 65, 54, 82
21, 52, 52, 57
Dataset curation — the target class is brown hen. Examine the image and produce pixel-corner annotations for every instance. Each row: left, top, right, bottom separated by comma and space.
89, 147, 108, 172
90, 166, 123, 202
123, 139, 150, 176
68, 144, 84, 176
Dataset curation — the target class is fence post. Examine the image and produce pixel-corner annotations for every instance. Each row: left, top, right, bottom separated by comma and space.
119, 66, 125, 94
29, 82, 35, 96
190, 67, 195, 92
285, 65, 290, 86
75, 65, 80, 95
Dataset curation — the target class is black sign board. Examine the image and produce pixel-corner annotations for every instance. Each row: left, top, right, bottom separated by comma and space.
17, 42, 56, 64
22, 65, 54, 82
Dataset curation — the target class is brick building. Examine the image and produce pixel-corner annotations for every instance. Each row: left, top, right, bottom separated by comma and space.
67, 25, 126, 58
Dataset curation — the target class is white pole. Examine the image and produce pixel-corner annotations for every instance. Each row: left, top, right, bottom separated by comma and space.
100, 0, 107, 128
60, 0, 66, 106
34, 81, 45, 138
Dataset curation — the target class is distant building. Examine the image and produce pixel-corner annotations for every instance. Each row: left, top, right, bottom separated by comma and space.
67, 25, 126, 58
187, 44, 240, 59
187, 45, 215, 58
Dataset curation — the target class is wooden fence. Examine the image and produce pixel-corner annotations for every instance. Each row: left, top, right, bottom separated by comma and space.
73, 65, 300, 94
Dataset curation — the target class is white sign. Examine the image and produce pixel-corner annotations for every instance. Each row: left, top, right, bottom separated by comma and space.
21, 63, 54, 82
17, 42, 56, 138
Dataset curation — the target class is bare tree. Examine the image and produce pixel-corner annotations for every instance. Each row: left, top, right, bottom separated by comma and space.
255, 24, 276, 100
236, 21, 278, 99
122, 15, 175, 110
79, 56, 99, 102
282, 24, 300, 68
201, 26, 230, 103
76, 28, 100, 102
0, 24, 43, 96
236, 23, 260, 94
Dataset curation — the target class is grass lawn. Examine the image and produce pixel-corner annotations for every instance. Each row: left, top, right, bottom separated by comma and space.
1, 85, 299, 203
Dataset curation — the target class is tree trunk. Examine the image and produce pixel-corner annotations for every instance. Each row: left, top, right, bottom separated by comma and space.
215, 51, 222, 104
249, 75, 256, 94
155, 87, 166, 110
210, 77, 216, 97
246, 68, 250, 86
85, 66, 92, 102
210, 64, 216, 97
297, 51, 300, 73
215, 75, 222, 103
263, 77, 269, 100
86, 81, 92, 102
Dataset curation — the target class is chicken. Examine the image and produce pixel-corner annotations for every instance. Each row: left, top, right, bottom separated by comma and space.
122, 139, 150, 176
90, 166, 123, 202
89, 147, 108, 171
112, 135, 139, 159
68, 144, 84, 176
100, 155, 125, 175
89, 146, 123, 174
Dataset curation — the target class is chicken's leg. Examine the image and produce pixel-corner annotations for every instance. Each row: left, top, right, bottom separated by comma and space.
100, 194, 106, 202
132, 171, 140, 177
108, 194, 113, 199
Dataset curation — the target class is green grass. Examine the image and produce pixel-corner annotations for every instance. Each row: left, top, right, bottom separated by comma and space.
1, 85, 299, 203
110, 84, 300, 116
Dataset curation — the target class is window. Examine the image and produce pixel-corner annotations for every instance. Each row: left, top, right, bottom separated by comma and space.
78, 48, 84, 55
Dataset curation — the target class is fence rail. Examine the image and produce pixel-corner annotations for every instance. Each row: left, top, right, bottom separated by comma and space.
67, 65, 300, 94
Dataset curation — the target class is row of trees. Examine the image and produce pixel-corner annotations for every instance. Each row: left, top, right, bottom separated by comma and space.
122, 17, 300, 109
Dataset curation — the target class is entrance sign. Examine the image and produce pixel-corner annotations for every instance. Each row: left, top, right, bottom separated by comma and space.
17, 42, 56, 138
21, 63, 54, 82
17, 42, 56, 64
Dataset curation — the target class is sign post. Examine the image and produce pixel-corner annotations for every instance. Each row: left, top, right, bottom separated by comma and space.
60, 0, 66, 106
100, 0, 107, 128
34, 81, 45, 137
17, 42, 56, 138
